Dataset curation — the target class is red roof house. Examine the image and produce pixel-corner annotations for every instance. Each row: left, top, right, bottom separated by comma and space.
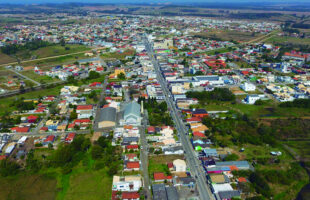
122, 192, 140, 200
27, 115, 38, 123
65, 133, 76, 143
11, 127, 30, 133
153, 172, 172, 182
126, 161, 140, 170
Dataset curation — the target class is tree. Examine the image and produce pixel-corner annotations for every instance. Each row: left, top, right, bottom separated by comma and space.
117, 72, 126, 80
88, 71, 100, 80
224, 153, 239, 161
91, 145, 104, 159
70, 110, 77, 120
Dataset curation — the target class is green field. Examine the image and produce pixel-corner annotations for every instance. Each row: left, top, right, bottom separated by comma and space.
21, 70, 59, 84
265, 36, 310, 45
148, 155, 184, 179
101, 49, 135, 61
0, 52, 16, 65
0, 174, 58, 200
33, 45, 90, 59
0, 84, 64, 115
21, 53, 89, 67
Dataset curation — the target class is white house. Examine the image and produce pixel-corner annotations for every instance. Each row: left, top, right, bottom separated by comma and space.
240, 82, 256, 92
243, 94, 261, 104
112, 175, 142, 192
173, 159, 187, 172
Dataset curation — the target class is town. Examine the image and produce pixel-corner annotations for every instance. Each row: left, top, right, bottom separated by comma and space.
0, 5, 310, 200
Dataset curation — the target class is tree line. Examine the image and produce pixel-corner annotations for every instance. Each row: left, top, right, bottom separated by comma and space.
1, 39, 52, 55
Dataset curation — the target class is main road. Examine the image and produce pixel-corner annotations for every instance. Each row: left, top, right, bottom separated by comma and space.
144, 38, 215, 200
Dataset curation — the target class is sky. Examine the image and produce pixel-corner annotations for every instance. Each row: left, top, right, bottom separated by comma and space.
0, 0, 307, 4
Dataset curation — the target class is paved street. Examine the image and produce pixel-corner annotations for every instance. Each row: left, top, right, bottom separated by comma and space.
144, 37, 215, 200
140, 110, 151, 200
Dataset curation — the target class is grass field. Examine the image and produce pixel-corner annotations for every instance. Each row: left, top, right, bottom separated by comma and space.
20, 53, 89, 67
0, 53, 16, 65
0, 84, 64, 115
101, 49, 135, 60
21, 70, 59, 84
265, 36, 310, 45
0, 174, 58, 200
33, 45, 90, 59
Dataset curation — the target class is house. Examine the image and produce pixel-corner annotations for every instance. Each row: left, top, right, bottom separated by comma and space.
65, 133, 76, 143
204, 149, 218, 157
89, 82, 102, 87
216, 190, 241, 200
98, 107, 116, 129
243, 94, 261, 104
122, 192, 140, 200
76, 105, 93, 119
211, 183, 234, 194
125, 154, 138, 161
216, 161, 251, 170
173, 177, 196, 188
126, 145, 139, 151
192, 109, 208, 118
123, 102, 141, 125
153, 172, 172, 182
27, 115, 38, 123
173, 159, 187, 172
11, 127, 30, 133
126, 161, 140, 171
163, 146, 184, 155
112, 175, 142, 191
147, 126, 155, 134
43, 135, 55, 146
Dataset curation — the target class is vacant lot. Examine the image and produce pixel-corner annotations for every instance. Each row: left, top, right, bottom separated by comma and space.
101, 49, 135, 61
194, 30, 263, 43
0, 174, 57, 200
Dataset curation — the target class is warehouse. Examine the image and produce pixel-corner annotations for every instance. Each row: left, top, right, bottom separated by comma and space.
98, 107, 117, 129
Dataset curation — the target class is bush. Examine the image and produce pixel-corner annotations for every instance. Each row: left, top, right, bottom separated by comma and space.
224, 153, 239, 161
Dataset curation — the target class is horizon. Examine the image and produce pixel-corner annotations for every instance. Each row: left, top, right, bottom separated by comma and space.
1, 0, 310, 5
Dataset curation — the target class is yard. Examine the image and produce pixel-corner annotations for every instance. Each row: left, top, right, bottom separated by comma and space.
148, 155, 185, 179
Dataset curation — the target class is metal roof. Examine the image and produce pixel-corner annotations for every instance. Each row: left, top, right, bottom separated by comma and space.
124, 102, 140, 119
99, 107, 116, 122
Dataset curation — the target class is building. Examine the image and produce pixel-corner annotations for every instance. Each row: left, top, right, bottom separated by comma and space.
240, 82, 256, 92
152, 184, 167, 200
76, 105, 93, 119
112, 175, 142, 192
243, 94, 261, 104
173, 159, 187, 172
98, 107, 116, 128
123, 102, 141, 125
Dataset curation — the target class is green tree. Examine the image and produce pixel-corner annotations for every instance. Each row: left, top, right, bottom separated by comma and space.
117, 72, 126, 80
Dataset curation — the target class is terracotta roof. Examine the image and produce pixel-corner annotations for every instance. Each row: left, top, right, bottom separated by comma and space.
76, 105, 93, 110
127, 162, 140, 169
122, 192, 140, 199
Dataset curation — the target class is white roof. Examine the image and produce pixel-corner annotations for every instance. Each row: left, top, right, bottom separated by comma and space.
212, 183, 233, 193
17, 136, 28, 144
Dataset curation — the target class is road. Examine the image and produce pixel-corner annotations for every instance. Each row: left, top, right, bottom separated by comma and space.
93, 76, 108, 132
140, 110, 152, 200
144, 37, 215, 200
